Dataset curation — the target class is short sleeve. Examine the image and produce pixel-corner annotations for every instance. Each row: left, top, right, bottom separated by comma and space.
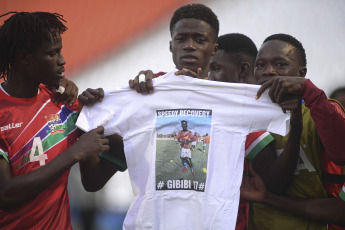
245, 131, 274, 161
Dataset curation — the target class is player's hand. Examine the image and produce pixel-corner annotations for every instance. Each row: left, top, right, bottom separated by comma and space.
73, 126, 110, 161
78, 88, 104, 111
52, 77, 78, 107
129, 70, 154, 94
256, 76, 306, 104
240, 162, 267, 202
175, 68, 203, 79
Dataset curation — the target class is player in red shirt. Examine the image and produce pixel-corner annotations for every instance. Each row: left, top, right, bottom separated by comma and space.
0, 12, 110, 229
178, 120, 195, 175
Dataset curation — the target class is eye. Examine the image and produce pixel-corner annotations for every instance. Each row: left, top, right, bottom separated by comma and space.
175, 36, 185, 41
196, 38, 206, 43
210, 64, 220, 72
276, 62, 288, 67
255, 63, 264, 69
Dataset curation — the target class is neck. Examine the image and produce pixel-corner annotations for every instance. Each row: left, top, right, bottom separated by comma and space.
3, 71, 40, 98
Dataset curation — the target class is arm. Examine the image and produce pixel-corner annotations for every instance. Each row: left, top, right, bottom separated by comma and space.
256, 76, 345, 165
301, 79, 345, 165
0, 127, 109, 211
241, 162, 345, 226
79, 133, 126, 192
250, 100, 303, 194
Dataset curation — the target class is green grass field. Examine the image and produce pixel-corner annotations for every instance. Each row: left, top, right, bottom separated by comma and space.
155, 139, 209, 191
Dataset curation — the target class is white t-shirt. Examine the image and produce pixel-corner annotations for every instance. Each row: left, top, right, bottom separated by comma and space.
77, 71, 290, 230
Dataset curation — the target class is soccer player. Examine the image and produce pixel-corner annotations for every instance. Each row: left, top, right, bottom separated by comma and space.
0, 12, 110, 229
177, 120, 195, 175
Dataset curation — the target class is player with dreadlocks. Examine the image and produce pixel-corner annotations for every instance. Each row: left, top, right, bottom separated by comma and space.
0, 12, 110, 229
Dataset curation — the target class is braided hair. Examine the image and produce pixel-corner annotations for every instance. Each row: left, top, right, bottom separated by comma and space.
0, 12, 67, 80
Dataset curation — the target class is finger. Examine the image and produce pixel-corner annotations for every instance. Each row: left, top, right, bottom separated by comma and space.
139, 81, 149, 94
175, 68, 197, 77
95, 126, 105, 134
78, 94, 89, 106
69, 89, 78, 107
60, 85, 72, 105
98, 88, 104, 102
85, 89, 96, 105
247, 161, 260, 177
78, 102, 84, 112
134, 71, 145, 93
145, 70, 154, 94
197, 68, 202, 78
129, 79, 134, 89
268, 78, 279, 103
78, 91, 95, 106
256, 79, 273, 99
275, 80, 287, 104
102, 145, 110, 153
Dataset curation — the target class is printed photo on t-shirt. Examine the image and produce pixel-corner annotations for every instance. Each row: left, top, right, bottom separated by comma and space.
155, 108, 212, 192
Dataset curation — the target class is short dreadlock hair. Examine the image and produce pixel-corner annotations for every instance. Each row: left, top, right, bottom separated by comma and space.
0, 12, 67, 80
170, 4, 219, 39
330, 87, 345, 100
263, 33, 307, 67
217, 33, 257, 65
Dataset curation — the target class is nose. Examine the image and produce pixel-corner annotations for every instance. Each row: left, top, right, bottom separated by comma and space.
183, 38, 196, 51
262, 64, 277, 77
58, 53, 66, 66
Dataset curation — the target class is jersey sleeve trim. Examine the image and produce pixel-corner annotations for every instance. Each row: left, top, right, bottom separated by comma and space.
99, 152, 127, 172
340, 185, 345, 201
0, 149, 9, 162
246, 133, 274, 161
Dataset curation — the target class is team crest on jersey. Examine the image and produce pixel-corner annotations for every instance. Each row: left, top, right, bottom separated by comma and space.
45, 114, 66, 135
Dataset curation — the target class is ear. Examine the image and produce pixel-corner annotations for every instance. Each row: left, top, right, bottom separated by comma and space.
17, 50, 31, 65
211, 44, 218, 56
299, 66, 307, 77
169, 40, 172, 53
239, 62, 250, 76
239, 62, 255, 84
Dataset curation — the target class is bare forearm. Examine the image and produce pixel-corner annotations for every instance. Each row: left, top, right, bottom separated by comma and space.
267, 126, 301, 193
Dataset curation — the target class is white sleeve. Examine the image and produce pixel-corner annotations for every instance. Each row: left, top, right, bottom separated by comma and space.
76, 89, 128, 136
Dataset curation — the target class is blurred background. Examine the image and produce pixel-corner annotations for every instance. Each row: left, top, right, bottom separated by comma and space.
1, 0, 345, 229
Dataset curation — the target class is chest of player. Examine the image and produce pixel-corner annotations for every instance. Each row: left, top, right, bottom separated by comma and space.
0, 98, 78, 176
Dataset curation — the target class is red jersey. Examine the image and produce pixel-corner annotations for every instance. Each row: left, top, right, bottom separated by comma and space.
178, 130, 194, 149
0, 85, 78, 229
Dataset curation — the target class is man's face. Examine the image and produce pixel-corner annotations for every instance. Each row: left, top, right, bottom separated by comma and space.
209, 50, 241, 83
181, 122, 188, 131
28, 33, 66, 89
170, 18, 217, 75
254, 40, 303, 83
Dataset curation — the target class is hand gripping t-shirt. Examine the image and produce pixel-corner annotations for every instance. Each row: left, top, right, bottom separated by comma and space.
76, 71, 290, 230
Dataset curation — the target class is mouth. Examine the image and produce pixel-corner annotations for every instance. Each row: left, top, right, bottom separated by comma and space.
55, 70, 65, 89
57, 69, 65, 78
181, 55, 198, 63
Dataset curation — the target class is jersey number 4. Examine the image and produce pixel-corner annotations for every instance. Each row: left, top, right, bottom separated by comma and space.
30, 137, 48, 166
